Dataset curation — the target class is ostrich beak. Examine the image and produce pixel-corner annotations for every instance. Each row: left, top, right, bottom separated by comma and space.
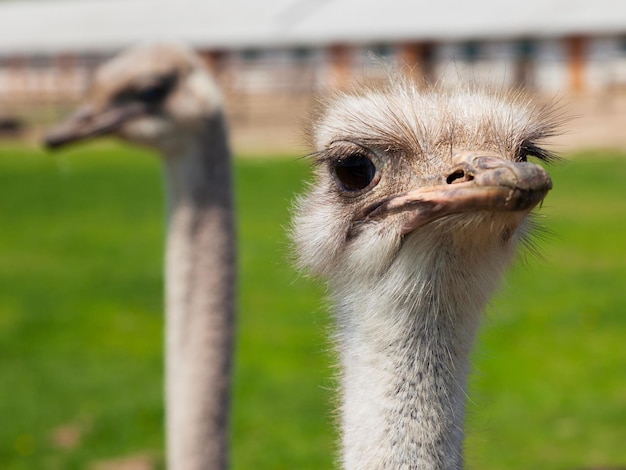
361, 151, 552, 234
44, 103, 144, 149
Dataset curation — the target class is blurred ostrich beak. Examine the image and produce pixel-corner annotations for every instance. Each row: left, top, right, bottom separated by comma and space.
360, 151, 553, 234
44, 103, 143, 149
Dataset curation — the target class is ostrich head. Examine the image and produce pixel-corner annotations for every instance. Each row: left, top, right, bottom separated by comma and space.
293, 80, 560, 293
45, 42, 223, 153
293, 79, 562, 469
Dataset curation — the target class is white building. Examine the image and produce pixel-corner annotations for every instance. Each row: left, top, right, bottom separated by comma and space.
0, 0, 625, 138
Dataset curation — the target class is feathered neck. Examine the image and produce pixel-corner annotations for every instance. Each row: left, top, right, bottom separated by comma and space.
162, 112, 236, 470
333, 227, 517, 470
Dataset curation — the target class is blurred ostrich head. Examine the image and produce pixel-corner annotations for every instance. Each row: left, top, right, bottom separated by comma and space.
45, 42, 223, 153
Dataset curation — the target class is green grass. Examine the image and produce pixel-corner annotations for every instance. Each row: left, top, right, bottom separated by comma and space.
0, 142, 624, 469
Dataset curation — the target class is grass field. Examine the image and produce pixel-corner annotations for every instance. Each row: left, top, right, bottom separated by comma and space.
0, 142, 624, 469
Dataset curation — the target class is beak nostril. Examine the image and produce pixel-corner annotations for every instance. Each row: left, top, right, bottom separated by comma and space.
446, 170, 473, 185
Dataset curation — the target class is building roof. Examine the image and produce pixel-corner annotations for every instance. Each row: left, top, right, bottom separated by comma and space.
0, 0, 625, 55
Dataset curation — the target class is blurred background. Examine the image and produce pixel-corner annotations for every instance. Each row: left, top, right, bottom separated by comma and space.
0, 0, 624, 469
1, 0, 626, 152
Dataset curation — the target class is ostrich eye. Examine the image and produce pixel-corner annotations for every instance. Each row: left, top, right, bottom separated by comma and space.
136, 82, 171, 104
133, 74, 177, 106
113, 75, 176, 108
333, 153, 378, 192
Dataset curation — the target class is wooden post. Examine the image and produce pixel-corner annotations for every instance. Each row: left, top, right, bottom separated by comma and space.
200, 49, 227, 76
329, 44, 351, 90
567, 36, 586, 93
399, 42, 434, 83
7, 56, 26, 100
56, 53, 77, 101
513, 39, 535, 89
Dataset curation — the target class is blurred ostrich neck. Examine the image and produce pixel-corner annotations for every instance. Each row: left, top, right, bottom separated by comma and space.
163, 113, 235, 470
336, 239, 510, 470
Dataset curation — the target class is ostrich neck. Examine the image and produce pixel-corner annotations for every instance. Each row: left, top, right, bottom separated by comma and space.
163, 114, 235, 470
335, 240, 511, 470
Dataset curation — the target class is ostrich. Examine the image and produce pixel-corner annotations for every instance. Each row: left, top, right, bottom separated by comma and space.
45, 43, 235, 470
292, 79, 560, 469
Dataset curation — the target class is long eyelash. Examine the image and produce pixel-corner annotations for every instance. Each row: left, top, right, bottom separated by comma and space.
308, 140, 375, 166
519, 142, 560, 163
298, 149, 326, 163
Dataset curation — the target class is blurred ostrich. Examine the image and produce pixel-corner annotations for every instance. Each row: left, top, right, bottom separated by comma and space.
45, 43, 235, 470
292, 79, 560, 469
